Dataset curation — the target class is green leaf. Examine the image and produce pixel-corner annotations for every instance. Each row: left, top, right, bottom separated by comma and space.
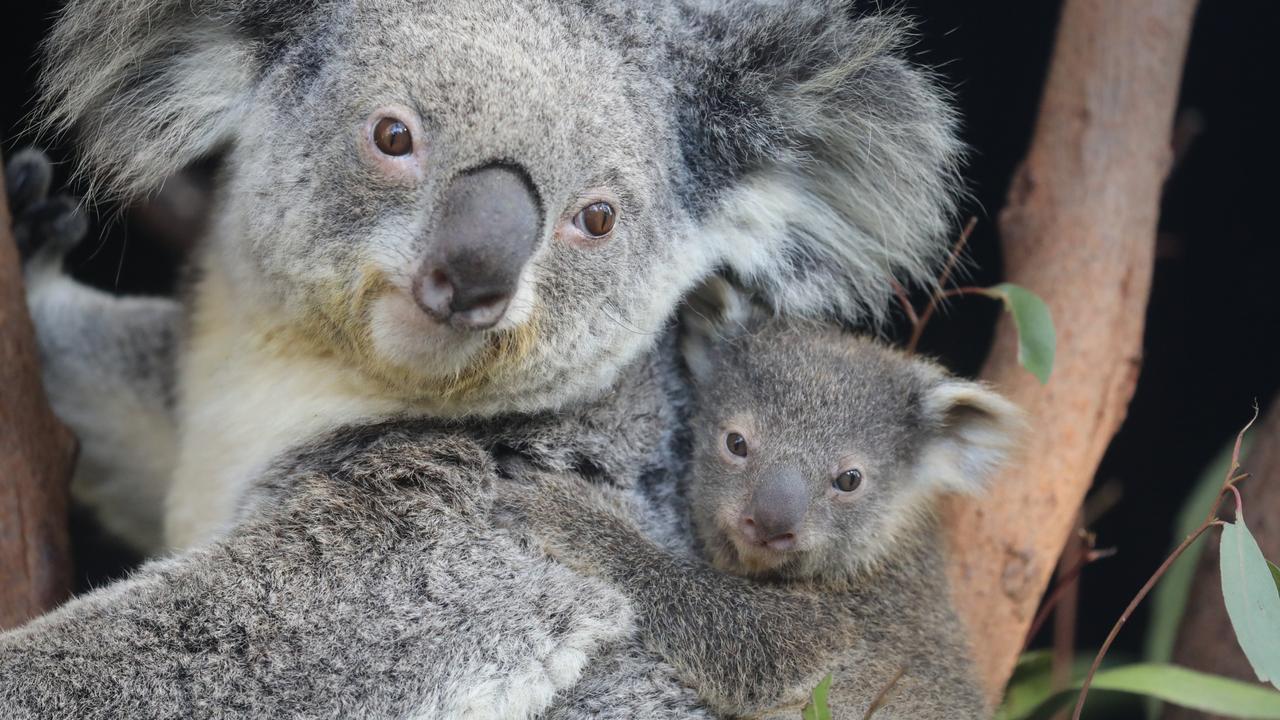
1145, 437, 1251, 718
802, 674, 833, 720
998, 651, 1128, 720
1011, 664, 1280, 720
981, 283, 1056, 384
1270, 560, 1280, 596
1091, 665, 1280, 718
1221, 517, 1280, 689
996, 652, 1054, 720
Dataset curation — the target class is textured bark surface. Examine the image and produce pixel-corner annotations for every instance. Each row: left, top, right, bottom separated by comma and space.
0, 151, 77, 629
940, 0, 1200, 702
1160, 401, 1280, 720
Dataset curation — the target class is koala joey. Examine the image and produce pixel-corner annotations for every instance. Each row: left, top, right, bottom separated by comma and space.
24, 0, 965, 554
503, 298, 1023, 719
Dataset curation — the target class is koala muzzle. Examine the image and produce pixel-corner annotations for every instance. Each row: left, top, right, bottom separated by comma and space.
741, 470, 809, 551
415, 165, 540, 330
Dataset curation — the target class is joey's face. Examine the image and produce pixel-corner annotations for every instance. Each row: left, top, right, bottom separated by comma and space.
216, 1, 708, 414
687, 327, 940, 583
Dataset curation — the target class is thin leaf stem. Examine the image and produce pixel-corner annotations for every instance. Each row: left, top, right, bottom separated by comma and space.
1226, 484, 1244, 522
942, 286, 991, 299
891, 279, 919, 327
905, 217, 977, 353
1071, 521, 1218, 720
1023, 546, 1118, 650
862, 666, 908, 720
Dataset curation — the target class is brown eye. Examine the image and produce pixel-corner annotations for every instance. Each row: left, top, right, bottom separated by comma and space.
373, 117, 413, 156
575, 202, 616, 237
834, 469, 863, 493
725, 432, 748, 458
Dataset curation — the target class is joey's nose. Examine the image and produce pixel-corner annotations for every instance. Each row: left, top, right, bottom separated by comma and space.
415, 165, 540, 330
741, 470, 809, 551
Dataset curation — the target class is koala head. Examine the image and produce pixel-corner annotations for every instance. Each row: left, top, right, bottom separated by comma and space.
40, 0, 963, 416
682, 295, 1022, 584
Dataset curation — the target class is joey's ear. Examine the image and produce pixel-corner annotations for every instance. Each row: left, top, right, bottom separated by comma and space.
918, 379, 1024, 495
674, 6, 964, 326
679, 276, 768, 383
37, 0, 319, 200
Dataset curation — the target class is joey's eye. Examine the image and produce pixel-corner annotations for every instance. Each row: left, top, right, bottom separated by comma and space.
373, 117, 413, 156
575, 202, 616, 237
834, 468, 863, 493
725, 432, 748, 458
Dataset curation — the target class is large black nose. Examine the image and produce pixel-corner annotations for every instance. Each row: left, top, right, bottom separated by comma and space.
415, 165, 540, 330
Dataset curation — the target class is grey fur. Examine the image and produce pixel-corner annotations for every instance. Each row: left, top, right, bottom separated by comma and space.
28, 0, 965, 552
502, 315, 1023, 718
0, 349, 692, 719
7, 149, 179, 549
34, 0, 964, 414
6, 0, 970, 715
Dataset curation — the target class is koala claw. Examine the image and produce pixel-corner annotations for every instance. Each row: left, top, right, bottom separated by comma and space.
5, 148, 87, 262
5, 148, 54, 212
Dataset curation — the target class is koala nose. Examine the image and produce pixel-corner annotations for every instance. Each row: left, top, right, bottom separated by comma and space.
415, 165, 540, 330
741, 470, 809, 551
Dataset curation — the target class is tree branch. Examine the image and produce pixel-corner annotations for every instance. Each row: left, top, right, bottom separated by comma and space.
940, 0, 1199, 702
0, 150, 77, 629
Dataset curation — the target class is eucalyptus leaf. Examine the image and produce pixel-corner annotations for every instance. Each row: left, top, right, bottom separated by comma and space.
1145, 439, 1245, 719
1014, 664, 1280, 720
802, 674, 833, 720
1270, 560, 1280, 595
981, 283, 1056, 384
1091, 665, 1280, 717
1221, 518, 1280, 689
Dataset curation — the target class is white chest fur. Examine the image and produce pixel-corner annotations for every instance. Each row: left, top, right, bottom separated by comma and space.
163, 271, 409, 550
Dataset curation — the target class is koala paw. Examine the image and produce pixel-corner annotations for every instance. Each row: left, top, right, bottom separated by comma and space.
493, 472, 640, 576
5, 148, 87, 263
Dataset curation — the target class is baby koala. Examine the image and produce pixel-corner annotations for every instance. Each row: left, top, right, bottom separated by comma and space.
503, 294, 1022, 719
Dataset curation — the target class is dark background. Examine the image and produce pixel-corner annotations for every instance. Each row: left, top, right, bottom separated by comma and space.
3, 1, 1278, 712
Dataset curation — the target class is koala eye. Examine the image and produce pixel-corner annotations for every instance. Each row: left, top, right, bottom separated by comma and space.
833, 468, 863, 493
725, 432, 748, 458
574, 202, 616, 238
373, 117, 414, 157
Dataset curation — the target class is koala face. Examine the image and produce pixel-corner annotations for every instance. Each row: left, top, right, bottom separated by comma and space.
685, 322, 1021, 583
43, 0, 966, 416
213, 1, 701, 413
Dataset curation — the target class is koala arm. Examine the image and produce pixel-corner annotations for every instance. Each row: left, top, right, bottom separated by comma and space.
0, 430, 632, 720
499, 475, 851, 717
7, 149, 180, 553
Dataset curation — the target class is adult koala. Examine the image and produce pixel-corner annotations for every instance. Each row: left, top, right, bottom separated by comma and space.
2, 0, 963, 717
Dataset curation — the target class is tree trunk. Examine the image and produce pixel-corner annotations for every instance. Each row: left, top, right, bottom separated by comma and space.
0, 150, 77, 629
1160, 399, 1280, 720
941, 0, 1200, 703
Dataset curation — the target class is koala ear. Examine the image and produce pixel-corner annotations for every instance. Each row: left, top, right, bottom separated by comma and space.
37, 0, 314, 200
918, 379, 1024, 495
679, 276, 767, 383
674, 6, 964, 326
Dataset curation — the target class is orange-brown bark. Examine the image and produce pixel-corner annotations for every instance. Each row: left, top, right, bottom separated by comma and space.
0, 151, 77, 629
941, 0, 1200, 702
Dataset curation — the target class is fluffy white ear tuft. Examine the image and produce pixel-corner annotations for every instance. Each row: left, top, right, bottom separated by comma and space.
674, 8, 964, 327
679, 276, 765, 383
918, 380, 1024, 495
